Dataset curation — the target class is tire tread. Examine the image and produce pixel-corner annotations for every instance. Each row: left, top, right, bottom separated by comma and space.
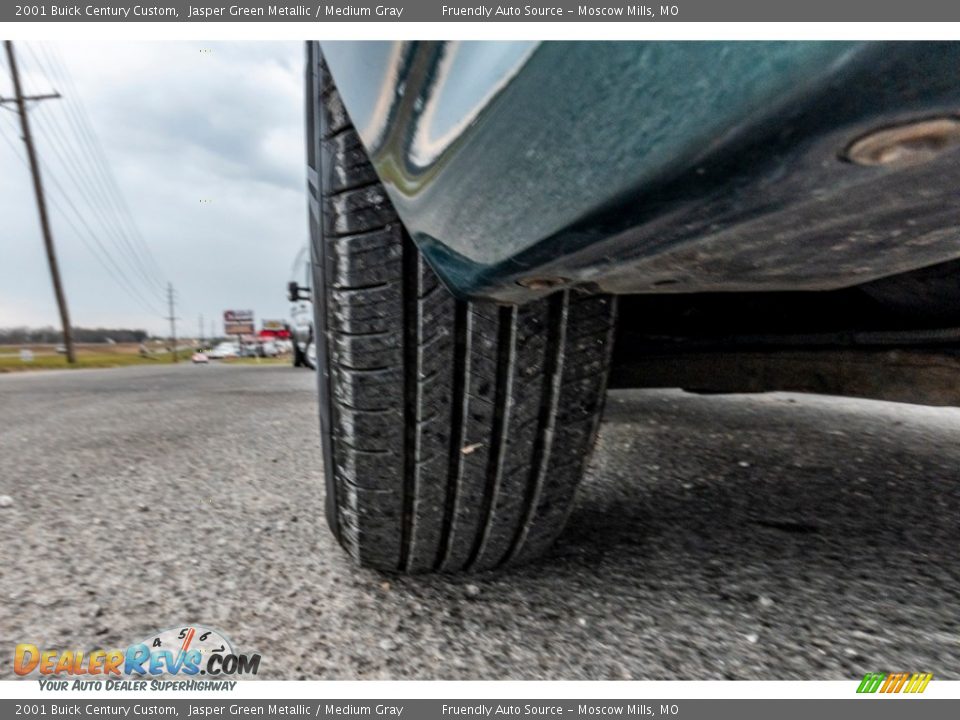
312, 55, 616, 572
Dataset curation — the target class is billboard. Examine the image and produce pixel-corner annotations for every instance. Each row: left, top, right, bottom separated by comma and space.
261, 319, 285, 331
224, 310, 255, 336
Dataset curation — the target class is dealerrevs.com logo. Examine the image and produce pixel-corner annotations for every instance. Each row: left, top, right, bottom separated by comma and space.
14, 625, 260, 690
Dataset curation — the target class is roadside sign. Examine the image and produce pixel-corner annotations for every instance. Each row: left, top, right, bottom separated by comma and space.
224, 310, 255, 336
19, 349, 34, 363
262, 319, 285, 331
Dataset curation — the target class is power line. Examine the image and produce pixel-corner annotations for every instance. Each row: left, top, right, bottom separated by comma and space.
21, 43, 167, 300
0, 114, 165, 318
1, 44, 170, 321
1, 41, 75, 364
35, 42, 167, 289
26, 104, 167, 301
34, 43, 167, 290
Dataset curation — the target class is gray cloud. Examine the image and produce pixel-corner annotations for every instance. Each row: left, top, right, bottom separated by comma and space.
0, 41, 306, 336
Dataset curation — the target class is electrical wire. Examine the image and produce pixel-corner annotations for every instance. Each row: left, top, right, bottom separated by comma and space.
23, 43, 168, 297
39, 43, 168, 289
0, 113, 165, 317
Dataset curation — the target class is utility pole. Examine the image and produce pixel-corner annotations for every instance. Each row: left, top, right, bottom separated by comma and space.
165, 282, 179, 363
2, 41, 75, 363
198, 313, 204, 347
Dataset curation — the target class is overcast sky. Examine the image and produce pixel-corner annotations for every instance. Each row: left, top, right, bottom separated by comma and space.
0, 41, 305, 337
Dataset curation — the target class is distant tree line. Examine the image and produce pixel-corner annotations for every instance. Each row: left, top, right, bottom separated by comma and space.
0, 326, 149, 344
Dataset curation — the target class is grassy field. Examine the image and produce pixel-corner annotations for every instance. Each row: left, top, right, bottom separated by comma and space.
0, 343, 195, 372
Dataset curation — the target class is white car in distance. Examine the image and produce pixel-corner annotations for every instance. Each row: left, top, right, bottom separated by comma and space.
207, 341, 240, 360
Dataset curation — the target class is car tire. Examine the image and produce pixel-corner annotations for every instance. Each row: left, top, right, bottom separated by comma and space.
308, 52, 617, 573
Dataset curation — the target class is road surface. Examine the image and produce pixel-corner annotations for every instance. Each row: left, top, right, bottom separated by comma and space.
1, 363, 958, 679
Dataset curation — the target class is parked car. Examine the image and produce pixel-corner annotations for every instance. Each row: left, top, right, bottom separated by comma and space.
191, 351, 209, 364
259, 340, 280, 358
207, 341, 239, 360
307, 41, 960, 574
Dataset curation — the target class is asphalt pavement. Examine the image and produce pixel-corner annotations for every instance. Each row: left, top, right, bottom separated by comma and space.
1, 363, 958, 680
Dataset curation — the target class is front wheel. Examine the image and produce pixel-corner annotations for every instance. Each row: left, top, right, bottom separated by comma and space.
308, 52, 617, 573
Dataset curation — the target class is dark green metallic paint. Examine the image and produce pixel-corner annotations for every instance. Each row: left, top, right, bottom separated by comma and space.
317, 41, 960, 302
